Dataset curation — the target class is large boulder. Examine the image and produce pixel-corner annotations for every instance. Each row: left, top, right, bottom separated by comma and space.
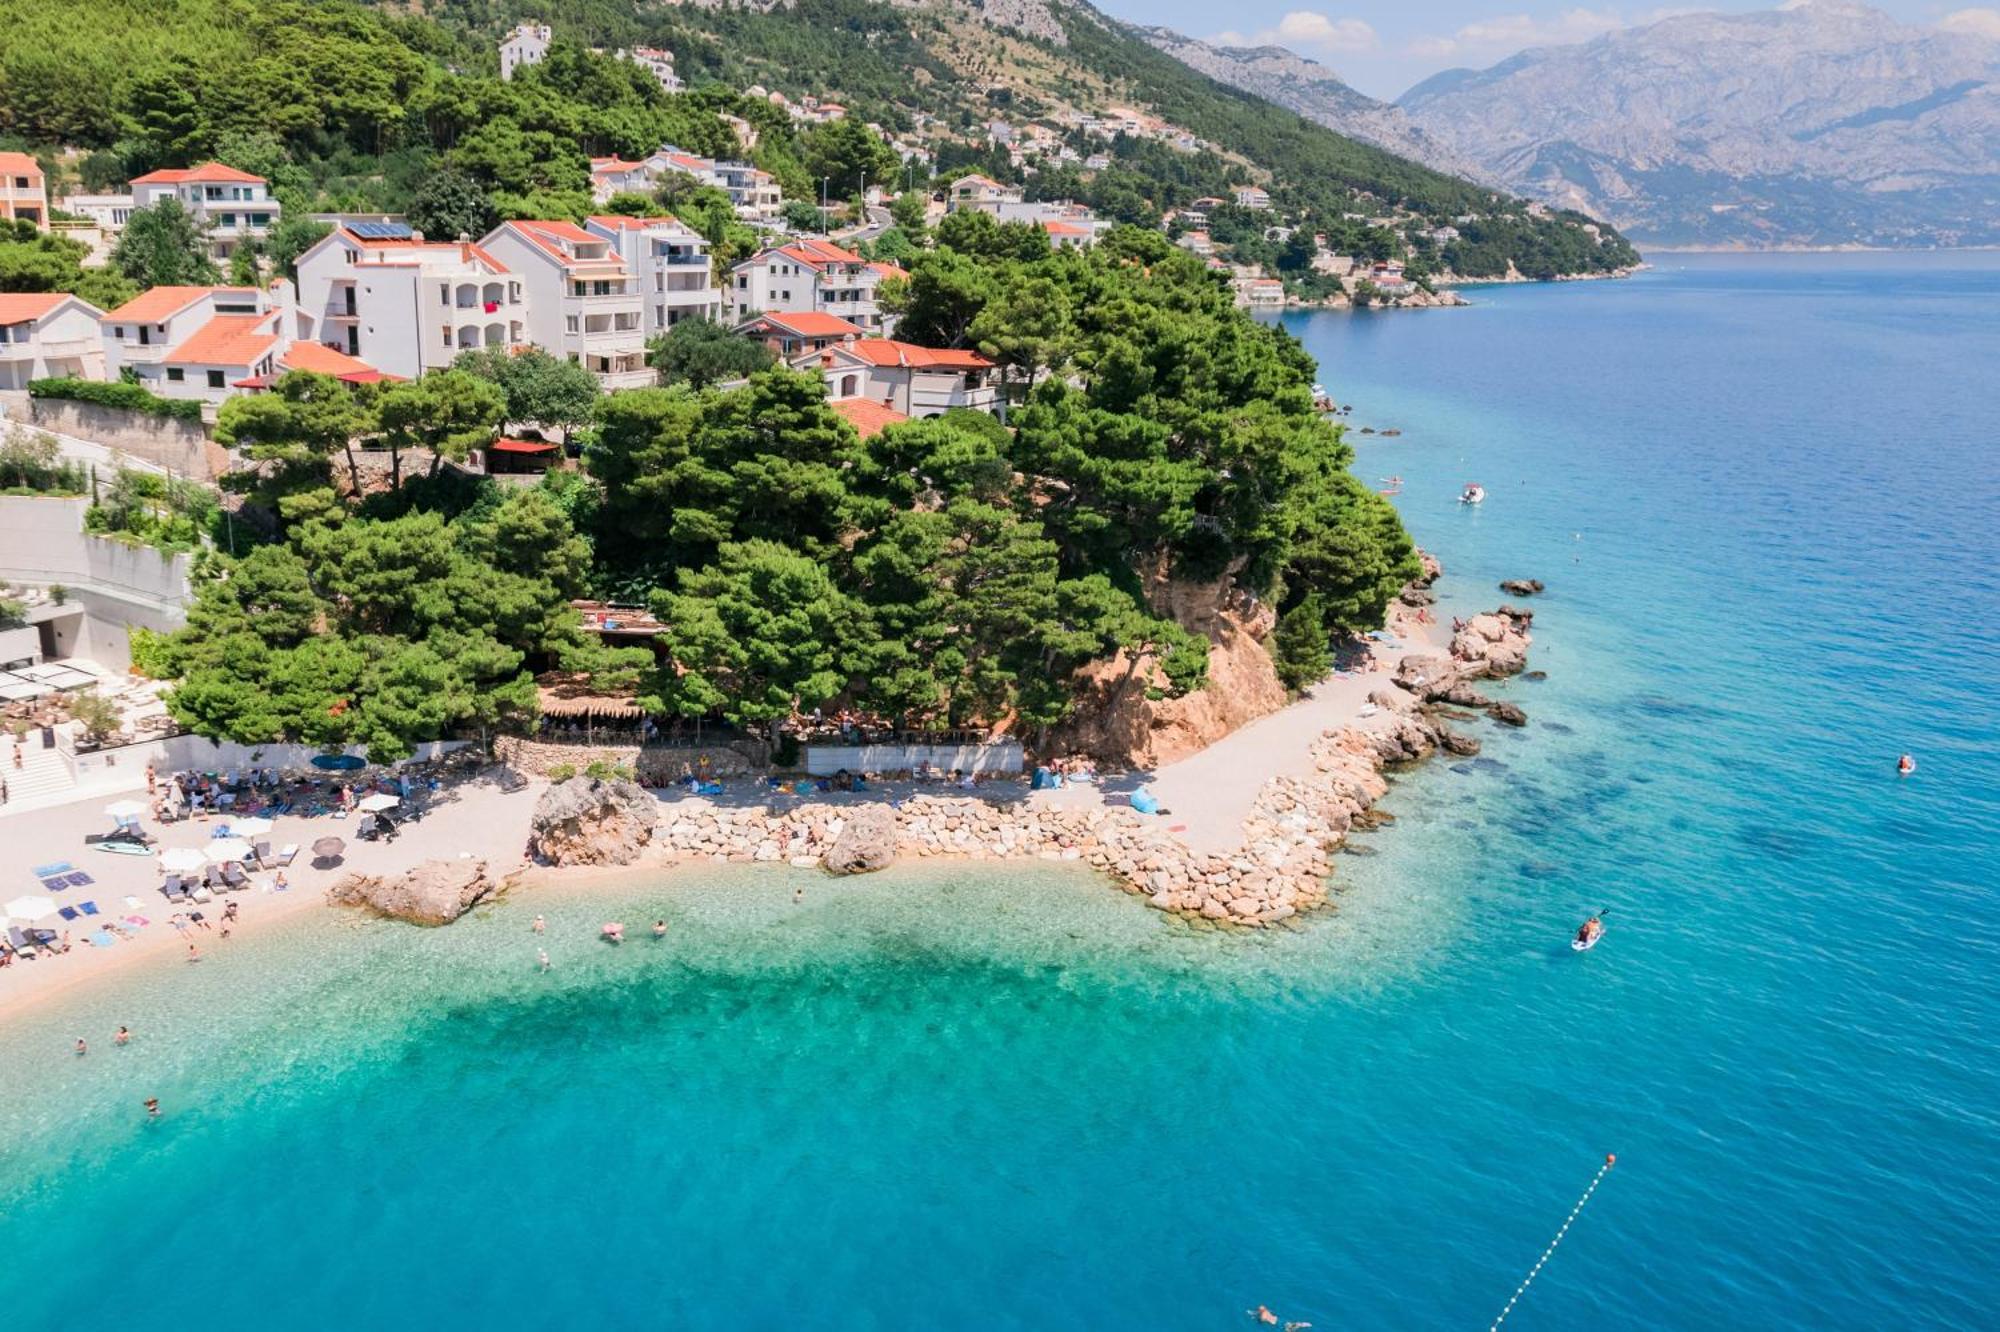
1499, 579, 1544, 597
328, 858, 495, 926
530, 777, 659, 866
1394, 653, 1459, 699
823, 803, 897, 875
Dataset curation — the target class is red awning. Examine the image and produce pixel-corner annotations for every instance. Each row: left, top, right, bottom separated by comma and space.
232, 373, 276, 390
339, 369, 399, 384
491, 438, 557, 454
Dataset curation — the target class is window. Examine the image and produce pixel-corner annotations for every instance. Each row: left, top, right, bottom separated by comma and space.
565, 315, 578, 333
219, 214, 236, 227
166, 367, 184, 382
441, 284, 451, 305
251, 213, 269, 226
207, 370, 225, 388
113, 326, 125, 340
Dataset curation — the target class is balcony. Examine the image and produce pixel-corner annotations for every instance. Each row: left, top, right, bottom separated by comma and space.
659, 252, 708, 266
116, 342, 170, 364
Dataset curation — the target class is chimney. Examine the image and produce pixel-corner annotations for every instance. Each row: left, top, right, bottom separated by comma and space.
410, 230, 425, 244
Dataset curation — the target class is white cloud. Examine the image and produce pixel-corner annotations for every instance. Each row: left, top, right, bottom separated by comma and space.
1407, 8, 1649, 62
1938, 7, 2000, 39
1213, 11, 1381, 55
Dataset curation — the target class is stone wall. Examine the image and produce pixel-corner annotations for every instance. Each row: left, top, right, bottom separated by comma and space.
495, 736, 757, 783
9, 399, 222, 481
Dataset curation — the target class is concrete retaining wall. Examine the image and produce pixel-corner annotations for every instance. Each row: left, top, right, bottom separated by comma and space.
803, 741, 1024, 776
496, 737, 756, 782
0, 496, 191, 671
68, 734, 472, 783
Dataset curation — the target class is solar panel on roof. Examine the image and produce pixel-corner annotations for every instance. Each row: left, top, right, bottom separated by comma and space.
349, 220, 413, 240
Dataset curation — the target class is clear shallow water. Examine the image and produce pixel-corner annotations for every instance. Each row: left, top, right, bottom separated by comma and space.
3, 253, 1996, 1329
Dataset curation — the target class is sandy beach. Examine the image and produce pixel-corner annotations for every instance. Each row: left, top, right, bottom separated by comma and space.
0, 602, 1451, 1022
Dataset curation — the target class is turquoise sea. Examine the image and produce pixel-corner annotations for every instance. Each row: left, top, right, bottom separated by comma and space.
3, 254, 1996, 1328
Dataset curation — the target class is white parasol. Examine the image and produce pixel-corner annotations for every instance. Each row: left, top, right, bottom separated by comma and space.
356, 793, 401, 813
159, 847, 207, 872
104, 799, 148, 820
229, 815, 274, 836
4, 895, 58, 923
205, 839, 253, 863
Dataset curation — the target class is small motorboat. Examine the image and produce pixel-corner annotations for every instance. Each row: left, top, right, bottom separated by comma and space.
1459, 483, 1486, 505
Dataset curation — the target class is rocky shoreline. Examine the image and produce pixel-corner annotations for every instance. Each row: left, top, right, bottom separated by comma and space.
505, 602, 1538, 929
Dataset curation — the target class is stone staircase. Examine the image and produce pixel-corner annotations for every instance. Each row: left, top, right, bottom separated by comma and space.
1, 730, 79, 811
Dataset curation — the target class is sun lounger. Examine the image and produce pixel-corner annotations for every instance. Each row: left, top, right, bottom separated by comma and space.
274, 843, 298, 866
252, 840, 273, 867
41, 877, 69, 892
58, 905, 80, 921
66, 872, 94, 887
160, 875, 187, 903
6, 927, 37, 959
80, 900, 99, 916
222, 862, 249, 888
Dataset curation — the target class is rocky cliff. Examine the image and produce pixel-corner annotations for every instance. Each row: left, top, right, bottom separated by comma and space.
529, 777, 660, 867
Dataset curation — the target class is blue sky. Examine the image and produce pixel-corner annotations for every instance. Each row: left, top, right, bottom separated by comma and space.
1092, 2, 1991, 98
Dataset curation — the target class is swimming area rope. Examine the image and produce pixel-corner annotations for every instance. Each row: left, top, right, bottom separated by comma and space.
1489, 1153, 1616, 1331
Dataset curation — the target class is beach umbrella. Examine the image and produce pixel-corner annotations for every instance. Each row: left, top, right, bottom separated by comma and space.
230, 815, 274, 836
104, 799, 147, 820
4, 895, 58, 923
311, 836, 346, 861
159, 847, 207, 873
356, 793, 400, 813
205, 839, 253, 864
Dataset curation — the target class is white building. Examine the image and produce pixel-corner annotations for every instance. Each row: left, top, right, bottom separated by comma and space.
479, 220, 652, 389
589, 157, 655, 205
100, 286, 266, 384
621, 46, 681, 93
947, 174, 1023, 214
729, 239, 896, 334
645, 148, 783, 223
1232, 185, 1272, 210
128, 164, 282, 260
584, 215, 721, 335
0, 293, 105, 389
59, 194, 134, 230
0, 152, 48, 229
797, 339, 1000, 418
291, 224, 526, 381
500, 23, 552, 80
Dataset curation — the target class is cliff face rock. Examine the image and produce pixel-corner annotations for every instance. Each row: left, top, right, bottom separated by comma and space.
823, 804, 898, 875
328, 858, 495, 926
530, 777, 659, 866
1451, 610, 1533, 678
1053, 566, 1287, 768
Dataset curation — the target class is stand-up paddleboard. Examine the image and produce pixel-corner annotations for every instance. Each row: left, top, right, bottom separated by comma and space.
1570, 930, 1602, 952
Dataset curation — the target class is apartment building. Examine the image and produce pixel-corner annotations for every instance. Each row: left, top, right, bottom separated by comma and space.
480, 220, 653, 389
583, 215, 721, 335
0, 293, 104, 389
128, 164, 281, 259
291, 223, 526, 381
0, 152, 48, 229
947, 174, 1023, 214
730, 239, 894, 333
589, 157, 655, 205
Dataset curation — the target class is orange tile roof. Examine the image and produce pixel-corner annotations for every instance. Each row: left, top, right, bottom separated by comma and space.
279, 342, 376, 377
0, 152, 43, 179
104, 286, 254, 324
751, 311, 864, 338
836, 339, 993, 370
0, 292, 71, 323
1042, 221, 1090, 236
502, 221, 624, 271
586, 214, 683, 231
771, 238, 866, 271
829, 398, 909, 439
130, 162, 266, 185
590, 157, 646, 173
867, 261, 908, 280
163, 314, 280, 368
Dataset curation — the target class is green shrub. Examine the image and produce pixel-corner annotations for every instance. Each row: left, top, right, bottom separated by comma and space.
0, 428, 87, 494
29, 377, 205, 424
583, 759, 634, 782
546, 763, 577, 782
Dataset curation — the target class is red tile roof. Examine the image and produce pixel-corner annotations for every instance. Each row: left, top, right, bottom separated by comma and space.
829, 398, 909, 439
0, 292, 71, 323
130, 163, 266, 185
491, 437, 558, 454
834, 339, 993, 370
771, 238, 866, 271
586, 214, 683, 231
1042, 221, 1090, 236
104, 286, 254, 324
750, 311, 864, 338
279, 342, 377, 378
0, 152, 43, 180
501, 221, 623, 270
590, 157, 647, 174
163, 314, 280, 368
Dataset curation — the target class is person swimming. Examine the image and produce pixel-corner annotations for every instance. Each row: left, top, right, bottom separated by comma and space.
652, 920, 667, 939
115, 1026, 130, 1046
533, 914, 546, 933
1897, 753, 1916, 775
74, 1037, 87, 1056
538, 948, 550, 972
144, 1098, 160, 1118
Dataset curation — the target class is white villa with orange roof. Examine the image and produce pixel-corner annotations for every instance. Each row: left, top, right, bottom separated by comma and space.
730, 238, 895, 333
589, 157, 655, 205
0, 152, 48, 229
100, 285, 267, 384
733, 311, 865, 359
128, 164, 281, 260
947, 174, 1024, 214
583, 215, 720, 334
290, 224, 525, 380
0, 293, 104, 388
797, 339, 1000, 417
479, 220, 653, 388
